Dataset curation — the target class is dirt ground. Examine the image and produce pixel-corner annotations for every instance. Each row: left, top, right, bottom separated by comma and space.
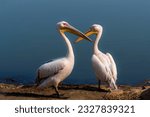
0, 83, 149, 100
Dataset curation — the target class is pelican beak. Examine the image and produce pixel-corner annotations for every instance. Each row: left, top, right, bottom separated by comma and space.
66, 25, 92, 42
74, 29, 94, 43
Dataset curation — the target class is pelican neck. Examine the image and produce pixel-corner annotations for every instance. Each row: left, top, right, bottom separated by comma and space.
59, 31, 74, 60
93, 31, 102, 54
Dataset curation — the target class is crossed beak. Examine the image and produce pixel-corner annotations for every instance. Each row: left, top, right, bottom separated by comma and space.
74, 29, 94, 43
64, 24, 92, 42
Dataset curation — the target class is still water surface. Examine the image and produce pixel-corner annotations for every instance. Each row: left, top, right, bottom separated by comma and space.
0, 0, 150, 85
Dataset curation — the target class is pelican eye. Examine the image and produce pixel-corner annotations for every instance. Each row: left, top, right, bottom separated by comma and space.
63, 23, 68, 26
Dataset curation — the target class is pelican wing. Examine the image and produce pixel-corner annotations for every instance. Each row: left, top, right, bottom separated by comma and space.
92, 54, 117, 89
106, 53, 117, 81
92, 54, 112, 81
36, 58, 65, 84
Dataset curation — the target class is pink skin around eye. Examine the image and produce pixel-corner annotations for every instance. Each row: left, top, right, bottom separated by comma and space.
63, 23, 68, 26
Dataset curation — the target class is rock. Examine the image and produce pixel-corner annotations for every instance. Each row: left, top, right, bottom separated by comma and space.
0, 83, 149, 100
144, 80, 150, 86
139, 88, 150, 100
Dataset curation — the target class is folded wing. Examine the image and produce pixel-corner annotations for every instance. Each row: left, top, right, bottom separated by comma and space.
36, 58, 65, 84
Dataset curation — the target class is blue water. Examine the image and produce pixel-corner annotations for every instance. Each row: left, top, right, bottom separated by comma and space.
0, 0, 150, 85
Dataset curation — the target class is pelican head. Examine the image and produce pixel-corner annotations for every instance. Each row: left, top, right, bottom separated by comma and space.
57, 21, 92, 42
75, 24, 103, 43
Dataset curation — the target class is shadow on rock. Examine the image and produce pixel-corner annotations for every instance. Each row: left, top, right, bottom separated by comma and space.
59, 84, 109, 92
0, 91, 69, 99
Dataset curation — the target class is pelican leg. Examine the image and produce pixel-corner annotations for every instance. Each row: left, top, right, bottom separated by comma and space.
59, 81, 63, 88
54, 86, 60, 97
98, 80, 101, 89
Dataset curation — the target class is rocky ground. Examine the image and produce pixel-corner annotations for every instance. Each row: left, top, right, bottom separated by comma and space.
0, 83, 149, 100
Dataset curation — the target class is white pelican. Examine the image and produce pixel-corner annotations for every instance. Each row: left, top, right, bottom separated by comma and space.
75, 24, 118, 90
35, 21, 92, 97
